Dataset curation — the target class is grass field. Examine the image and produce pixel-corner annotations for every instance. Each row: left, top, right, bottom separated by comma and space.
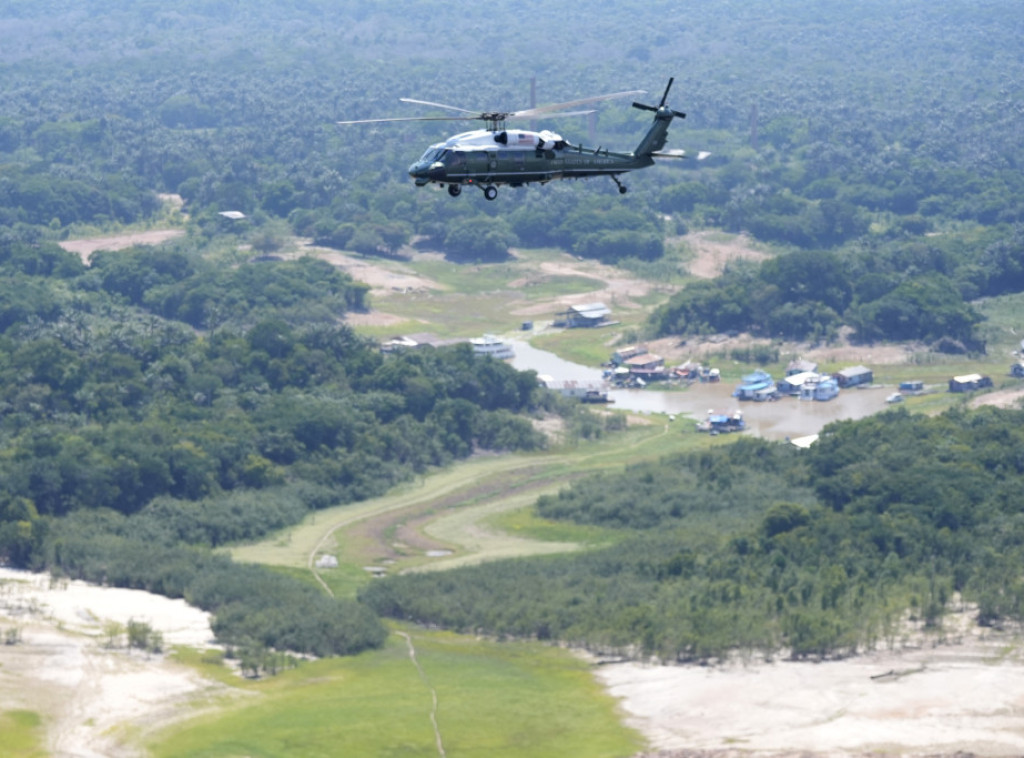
148, 630, 642, 758
0, 710, 45, 758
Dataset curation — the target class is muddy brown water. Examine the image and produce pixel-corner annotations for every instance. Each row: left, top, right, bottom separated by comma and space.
511, 340, 890, 442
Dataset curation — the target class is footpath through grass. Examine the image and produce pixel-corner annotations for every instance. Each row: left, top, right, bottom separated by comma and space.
149, 629, 642, 758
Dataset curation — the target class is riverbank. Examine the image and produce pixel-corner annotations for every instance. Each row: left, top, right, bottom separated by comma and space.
599, 605, 1024, 757
0, 568, 223, 757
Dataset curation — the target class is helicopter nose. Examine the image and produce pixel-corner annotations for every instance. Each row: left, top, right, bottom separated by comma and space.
409, 160, 446, 184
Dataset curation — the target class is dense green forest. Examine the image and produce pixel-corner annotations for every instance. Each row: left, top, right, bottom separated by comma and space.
2, 0, 1024, 662
363, 409, 1024, 661
0, 236, 562, 655
1, 1, 1021, 345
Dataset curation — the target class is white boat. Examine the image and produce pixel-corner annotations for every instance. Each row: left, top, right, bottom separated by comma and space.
470, 335, 515, 360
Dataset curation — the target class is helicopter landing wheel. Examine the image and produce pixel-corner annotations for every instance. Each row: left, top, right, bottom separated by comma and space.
447, 184, 462, 197
612, 175, 628, 194
483, 185, 498, 201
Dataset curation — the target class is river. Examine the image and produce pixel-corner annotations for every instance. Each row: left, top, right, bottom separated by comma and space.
510, 340, 890, 442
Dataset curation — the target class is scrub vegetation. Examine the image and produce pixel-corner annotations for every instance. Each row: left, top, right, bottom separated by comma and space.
1, 0, 1023, 754
364, 411, 1024, 661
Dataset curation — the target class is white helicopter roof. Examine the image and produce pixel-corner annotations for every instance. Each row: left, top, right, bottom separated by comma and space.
431, 128, 565, 152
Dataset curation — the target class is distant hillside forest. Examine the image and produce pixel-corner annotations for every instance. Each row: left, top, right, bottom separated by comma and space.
363, 408, 1024, 662
0, 0, 1021, 346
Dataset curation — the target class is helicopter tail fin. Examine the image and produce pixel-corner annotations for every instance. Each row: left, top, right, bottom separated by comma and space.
631, 77, 686, 158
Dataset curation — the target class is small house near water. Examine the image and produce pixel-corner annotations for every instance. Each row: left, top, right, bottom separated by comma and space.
949, 373, 992, 393
556, 302, 613, 329
836, 365, 873, 388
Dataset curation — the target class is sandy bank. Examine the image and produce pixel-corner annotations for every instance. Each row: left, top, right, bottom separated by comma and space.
0, 568, 224, 757
597, 611, 1024, 757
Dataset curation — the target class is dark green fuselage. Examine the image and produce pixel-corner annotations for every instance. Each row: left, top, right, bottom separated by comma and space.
406, 79, 683, 198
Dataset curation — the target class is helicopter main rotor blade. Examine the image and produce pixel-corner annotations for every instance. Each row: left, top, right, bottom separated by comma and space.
398, 98, 480, 115
505, 109, 596, 121
336, 115, 478, 125
340, 87, 646, 128
512, 89, 646, 119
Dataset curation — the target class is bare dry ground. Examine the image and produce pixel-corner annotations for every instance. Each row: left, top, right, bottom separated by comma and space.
302, 243, 443, 297
507, 253, 659, 318
602, 607, 1024, 758
58, 229, 186, 264
683, 230, 769, 279
0, 568, 226, 757
970, 386, 1024, 410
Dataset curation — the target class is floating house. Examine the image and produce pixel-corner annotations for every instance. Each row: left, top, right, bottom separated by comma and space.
800, 374, 839, 401
611, 345, 648, 365
835, 365, 873, 388
624, 352, 667, 381
537, 376, 611, 403
733, 369, 777, 401
781, 371, 839, 400
778, 371, 819, 396
470, 334, 515, 360
672, 362, 719, 382
786, 359, 818, 376
696, 409, 745, 434
380, 333, 458, 353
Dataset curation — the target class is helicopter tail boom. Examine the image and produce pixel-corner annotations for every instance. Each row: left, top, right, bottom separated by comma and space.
631, 77, 686, 159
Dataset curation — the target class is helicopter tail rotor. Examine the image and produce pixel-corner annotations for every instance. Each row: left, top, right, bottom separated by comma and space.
632, 77, 686, 120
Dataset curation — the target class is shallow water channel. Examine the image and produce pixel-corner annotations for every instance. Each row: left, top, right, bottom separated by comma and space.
510, 339, 890, 442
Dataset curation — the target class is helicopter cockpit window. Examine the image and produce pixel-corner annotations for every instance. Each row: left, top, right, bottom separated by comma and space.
419, 148, 443, 163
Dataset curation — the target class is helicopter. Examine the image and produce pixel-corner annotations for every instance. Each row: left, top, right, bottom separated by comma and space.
337, 77, 706, 200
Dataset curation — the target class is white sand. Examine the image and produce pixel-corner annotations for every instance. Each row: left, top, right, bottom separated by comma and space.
597, 616, 1024, 757
6, 568, 1024, 757
0, 568, 224, 757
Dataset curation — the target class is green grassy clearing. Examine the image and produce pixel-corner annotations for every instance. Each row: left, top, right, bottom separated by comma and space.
484, 506, 624, 546
976, 292, 1024, 358
150, 629, 642, 758
0, 710, 46, 758
531, 324, 645, 367
357, 247, 630, 340
379, 289, 530, 337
